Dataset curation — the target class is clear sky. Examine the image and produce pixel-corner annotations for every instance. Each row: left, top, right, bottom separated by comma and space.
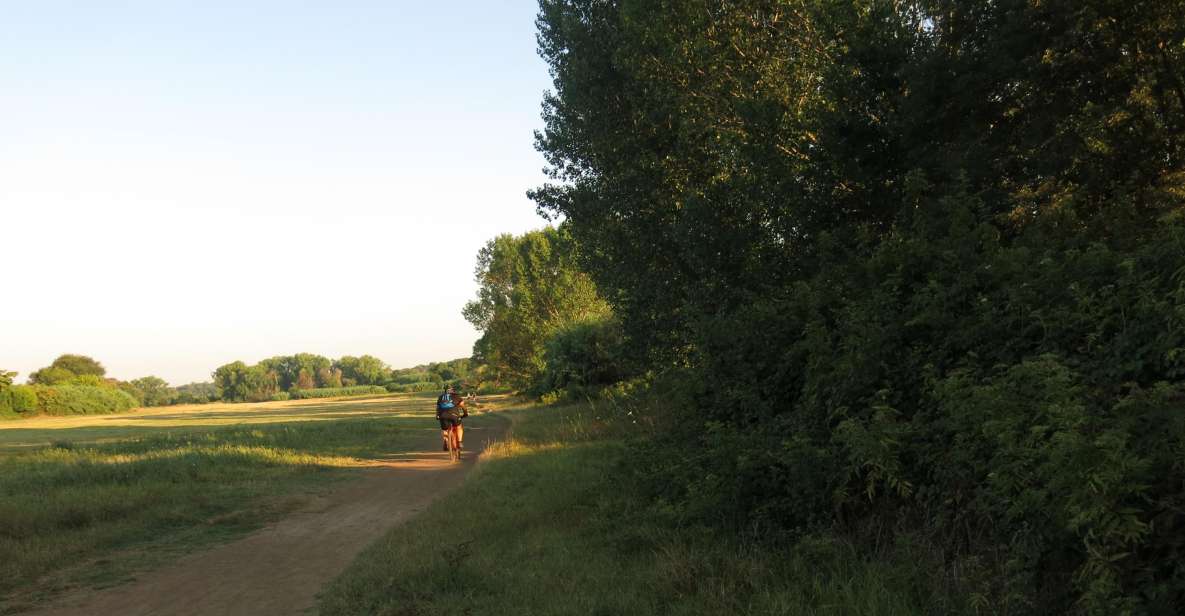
0, 1, 554, 385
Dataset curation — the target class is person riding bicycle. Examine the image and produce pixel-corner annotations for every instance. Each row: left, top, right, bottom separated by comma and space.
436, 385, 467, 452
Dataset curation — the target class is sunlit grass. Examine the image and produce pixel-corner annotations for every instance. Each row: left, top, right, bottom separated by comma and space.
0, 391, 456, 450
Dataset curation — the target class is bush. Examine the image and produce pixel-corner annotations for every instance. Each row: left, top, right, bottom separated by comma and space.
29, 385, 137, 416
289, 386, 387, 400
9, 386, 38, 414
640, 214, 1185, 612
533, 317, 632, 397
270, 392, 291, 402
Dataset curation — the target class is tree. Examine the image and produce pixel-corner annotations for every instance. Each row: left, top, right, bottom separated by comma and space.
531, 0, 1185, 611
335, 355, 390, 386
175, 382, 217, 404
29, 354, 108, 385
1, 370, 16, 389
50, 354, 106, 377
131, 376, 174, 407
213, 361, 251, 402
295, 368, 316, 390
316, 366, 343, 389
462, 227, 610, 390
28, 366, 76, 385
212, 361, 276, 402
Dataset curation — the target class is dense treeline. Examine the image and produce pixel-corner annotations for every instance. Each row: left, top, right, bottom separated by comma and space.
387, 358, 477, 392
2, 353, 486, 417
213, 354, 481, 402
528, 0, 1185, 612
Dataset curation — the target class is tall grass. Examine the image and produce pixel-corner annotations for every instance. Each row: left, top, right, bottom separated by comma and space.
320, 403, 966, 615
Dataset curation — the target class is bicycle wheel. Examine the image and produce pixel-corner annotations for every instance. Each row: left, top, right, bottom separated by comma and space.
448, 425, 461, 462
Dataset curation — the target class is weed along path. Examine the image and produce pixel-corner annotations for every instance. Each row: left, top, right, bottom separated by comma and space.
3, 395, 510, 616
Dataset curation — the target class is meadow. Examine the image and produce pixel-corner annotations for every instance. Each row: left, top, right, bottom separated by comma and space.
0, 392, 503, 613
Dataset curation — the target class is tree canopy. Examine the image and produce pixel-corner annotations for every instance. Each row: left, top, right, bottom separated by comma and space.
532, 0, 1185, 611
462, 227, 611, 390
29, 354, 107, 384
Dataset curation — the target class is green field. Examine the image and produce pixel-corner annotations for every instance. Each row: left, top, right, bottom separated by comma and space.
0, 392, 505, 612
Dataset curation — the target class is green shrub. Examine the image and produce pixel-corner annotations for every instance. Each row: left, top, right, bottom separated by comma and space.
270, 392, 291, 401
9, 386, 38, 414
533, 316, 633, 397
30, 385, 138, 416
289, 386, 387, 400
638, 214, 1185, 612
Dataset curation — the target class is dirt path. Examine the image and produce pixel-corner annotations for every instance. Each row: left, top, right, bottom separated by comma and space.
29, 421, 507, 616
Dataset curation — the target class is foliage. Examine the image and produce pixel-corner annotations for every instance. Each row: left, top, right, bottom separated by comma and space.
114, 381, 144, 405
29, 355, 107, 385
463, 227, 611, 391
0, 376, 37, 416
27, 366, 75, 386
129, 376, 174, 407
335, 355, 390, 386
174, 382, 217, 405
8, 387, 37, 414
212, 355, 463, 403
317, 366, 343, 389
384, 381, 440, 393
533, 316, 632, 396
28, 385, 137, 416
533, 0, 1185, 611
288, 386, 387, 400
387, 358, 472, 388
257, 353, 335, 391
213, 361, 278, 403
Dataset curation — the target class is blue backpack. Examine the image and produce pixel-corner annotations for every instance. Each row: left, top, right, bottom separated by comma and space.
437, 392, 455, 412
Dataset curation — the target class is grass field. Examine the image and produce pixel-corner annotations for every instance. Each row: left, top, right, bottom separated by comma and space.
319, 402, 967, 616
0, 392, 506, 613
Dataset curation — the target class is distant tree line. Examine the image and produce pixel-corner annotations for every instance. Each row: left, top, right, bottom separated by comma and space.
210, 354, 480, 402
525, 0, 1185, 612
2, 353, 480, 416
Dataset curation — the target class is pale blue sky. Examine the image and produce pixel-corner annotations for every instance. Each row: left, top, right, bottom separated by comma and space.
0, 1, 554, 384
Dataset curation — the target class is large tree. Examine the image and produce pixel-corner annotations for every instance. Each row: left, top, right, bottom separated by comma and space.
532, 0, 1185, 359
531, 0, 1185, 611
463, 227, 610, 389
212, 361, 278, 402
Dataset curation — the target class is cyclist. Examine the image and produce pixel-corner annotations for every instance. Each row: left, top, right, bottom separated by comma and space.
436, 385, 467, 452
